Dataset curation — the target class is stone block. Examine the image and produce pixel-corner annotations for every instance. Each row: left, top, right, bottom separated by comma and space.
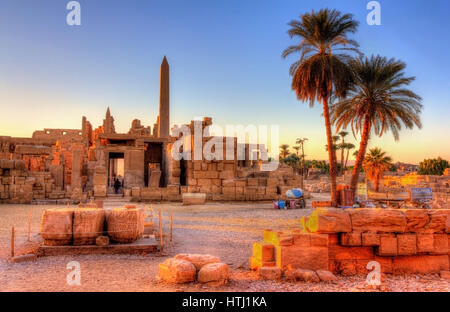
377, 234, 398, 256
182, 193, 206, 205
328, 246, 374, 260
350, 209, 406, 233
253, 242, 275, 262
305, 208, 352, 233
158, 258, 196, 283
258, 266, 281, 280
392, 255, 449, 274
404, 209, 429, 232
431, 234, 448, 254
276, 245, 328, 271
397, 234, 417, 256
361, 232, 380, 246
198, 262, 229, 284
416, 234, 434, 253
340, 232, 362, 246
417, 211, 447, 233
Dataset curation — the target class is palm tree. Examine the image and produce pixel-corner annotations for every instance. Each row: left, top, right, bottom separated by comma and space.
325, 135, 341, 152
344, 143, 355, 170
363, 148, 393, 192
279, 144, 290, 160
282, 8, 360, 206
331, 55, 422, 192
338, 131, 349, 175
293, 145, 301, 156
295, 138, 308, 177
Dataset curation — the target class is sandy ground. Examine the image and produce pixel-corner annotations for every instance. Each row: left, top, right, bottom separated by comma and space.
0, 195, 448, 292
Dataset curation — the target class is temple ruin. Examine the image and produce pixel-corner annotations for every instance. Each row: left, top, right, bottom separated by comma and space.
0, 57, 303, 204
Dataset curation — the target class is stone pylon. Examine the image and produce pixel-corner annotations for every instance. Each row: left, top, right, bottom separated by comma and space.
158, 56, 170, 138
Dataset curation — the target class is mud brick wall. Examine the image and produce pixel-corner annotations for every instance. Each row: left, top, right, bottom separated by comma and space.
250, 208, 450, 275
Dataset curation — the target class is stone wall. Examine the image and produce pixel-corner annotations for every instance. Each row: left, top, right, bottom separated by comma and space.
250, 208, 450, 275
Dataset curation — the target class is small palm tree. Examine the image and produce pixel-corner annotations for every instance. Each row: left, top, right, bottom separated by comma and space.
338, 131, 349, 175
293, 145, 301, 156
331, 55, 422, 192
344, 143, 355, 170
283, 8, 360, 206
279, 144, 290, 160
363, 148, 393, 192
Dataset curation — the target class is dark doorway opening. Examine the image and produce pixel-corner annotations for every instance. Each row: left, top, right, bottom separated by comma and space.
144, 143, 163, 187
108, 152, 124, 194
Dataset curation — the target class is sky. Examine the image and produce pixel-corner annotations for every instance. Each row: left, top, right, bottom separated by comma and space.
0, 0, 449, 164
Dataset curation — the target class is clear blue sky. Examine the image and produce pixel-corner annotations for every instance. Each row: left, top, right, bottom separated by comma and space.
0, 0, 449, 163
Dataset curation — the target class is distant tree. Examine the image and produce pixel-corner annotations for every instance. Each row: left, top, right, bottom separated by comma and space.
344, 142, 355, 171
338, 131, 349, 175
293, 145, 301, 156
363, 148, 393, 192
418, 157, 449, 175
279, 144, 290, 160
296, 138, 308, 177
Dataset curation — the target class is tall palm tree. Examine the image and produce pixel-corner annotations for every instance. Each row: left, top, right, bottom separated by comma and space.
283, 8, 359, 206
344, 143, 355, 170
331, 55, 422, 192
338, 131, 349, 175
363, 148, 393, 192
293, 145, 301, 156
296, 138, 308, 177
279, 144, 290, 160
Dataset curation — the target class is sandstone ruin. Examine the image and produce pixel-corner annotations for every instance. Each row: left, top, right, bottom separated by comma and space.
0, 57, 303, 204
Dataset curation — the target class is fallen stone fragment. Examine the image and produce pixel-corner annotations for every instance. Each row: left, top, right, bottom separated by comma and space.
289, 268, 320, 283
10, 254, 37, 263
258, 266, 282, 280
96, 236, 110, 246
158, 258, 196, 284
316, 270, 338, 282
174, 254, 220, 270
198, 262, 229, 284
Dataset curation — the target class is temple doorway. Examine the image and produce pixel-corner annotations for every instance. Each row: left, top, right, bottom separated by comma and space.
108, 152, 124, 194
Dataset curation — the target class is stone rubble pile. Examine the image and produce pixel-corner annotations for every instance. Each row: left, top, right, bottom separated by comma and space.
158, 253, 229, 284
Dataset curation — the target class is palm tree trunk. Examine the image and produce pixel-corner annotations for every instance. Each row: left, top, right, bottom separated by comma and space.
375, 176, 380, 192
350, 116, 371, 192
323, 98, 338, 206
340, 140, 345, 176
344, 149, 349, 172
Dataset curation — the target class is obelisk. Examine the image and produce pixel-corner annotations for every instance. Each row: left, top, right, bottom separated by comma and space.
158, 56, 170, 138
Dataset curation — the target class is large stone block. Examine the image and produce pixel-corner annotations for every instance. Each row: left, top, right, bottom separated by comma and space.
350, 209, 406, 233
404, 209, 429, 232
431, 234, 448, 254
340, 232, 362, 246
304, 208, 352, 233
417, 210, 447, 233
416, 234, 434, 253
182, 193, 206, 205
158, 258, 196, 283
397, 234, 417, 256
198, 262, 229, 284
328, 246, 374, 260
392, 255, 449, 274
361, 233, 380, 246
377, 234, 398, 256
276, 245, 328, 271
